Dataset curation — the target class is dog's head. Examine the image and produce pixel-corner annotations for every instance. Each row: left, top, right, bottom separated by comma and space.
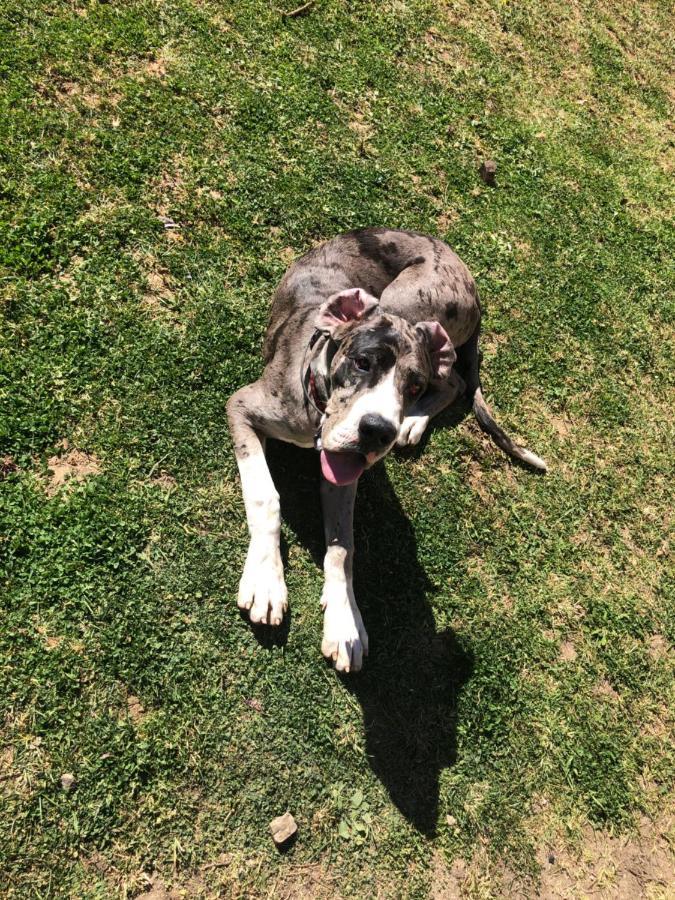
313, 288, 455, 485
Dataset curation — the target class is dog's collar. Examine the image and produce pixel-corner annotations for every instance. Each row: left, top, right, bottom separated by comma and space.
308, 369, 326, 414
301, 328, 338, 448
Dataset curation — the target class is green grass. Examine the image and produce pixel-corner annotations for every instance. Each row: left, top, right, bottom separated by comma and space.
1, 0, 674, 896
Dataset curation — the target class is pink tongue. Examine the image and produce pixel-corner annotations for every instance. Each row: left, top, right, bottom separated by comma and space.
320, 450, 366, 486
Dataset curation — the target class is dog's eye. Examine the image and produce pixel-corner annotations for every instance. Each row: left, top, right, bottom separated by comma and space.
354, 356, 370, 372
409, 384, 423, 398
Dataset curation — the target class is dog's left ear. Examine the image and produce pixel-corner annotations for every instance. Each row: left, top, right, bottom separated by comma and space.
316, 288, 380, 336
416, 321, 456, 381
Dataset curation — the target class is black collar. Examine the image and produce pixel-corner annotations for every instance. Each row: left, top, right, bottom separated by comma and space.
301, 329, 338, 447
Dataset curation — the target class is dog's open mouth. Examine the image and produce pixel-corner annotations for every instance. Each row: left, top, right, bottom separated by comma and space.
320, 449, 366, 486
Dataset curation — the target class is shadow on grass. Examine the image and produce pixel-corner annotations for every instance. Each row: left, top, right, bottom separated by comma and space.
266, 437, 474, 837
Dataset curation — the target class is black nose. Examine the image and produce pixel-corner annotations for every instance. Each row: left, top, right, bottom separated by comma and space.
358, 414, 397, 453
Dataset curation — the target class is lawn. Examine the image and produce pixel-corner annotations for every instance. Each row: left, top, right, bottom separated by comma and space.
1, 0, 673, 896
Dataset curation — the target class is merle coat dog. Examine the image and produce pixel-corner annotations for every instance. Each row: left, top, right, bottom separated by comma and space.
227, 228, 546, 671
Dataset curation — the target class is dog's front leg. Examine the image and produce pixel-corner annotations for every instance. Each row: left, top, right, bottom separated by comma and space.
397, 370, 466, 447
320, 480, 368, 673
227, 384, 287, 626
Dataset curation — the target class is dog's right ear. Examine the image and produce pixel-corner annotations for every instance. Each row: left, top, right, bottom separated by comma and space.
316, 288, 379, 337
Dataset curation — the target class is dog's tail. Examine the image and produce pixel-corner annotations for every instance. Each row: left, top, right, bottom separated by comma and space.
460, 323, 547, 472
472, 387, 547, 472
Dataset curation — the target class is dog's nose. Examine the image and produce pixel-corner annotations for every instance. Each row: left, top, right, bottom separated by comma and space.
358, 414, 397, 453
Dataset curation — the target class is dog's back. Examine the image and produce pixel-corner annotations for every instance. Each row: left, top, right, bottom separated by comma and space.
265, 228, 480, 359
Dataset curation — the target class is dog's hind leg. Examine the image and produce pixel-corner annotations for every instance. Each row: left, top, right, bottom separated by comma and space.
320, 480, 368, 673
227, 383, 288, 625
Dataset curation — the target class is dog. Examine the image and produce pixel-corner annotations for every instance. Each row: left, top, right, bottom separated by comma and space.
227, 228, 546, 672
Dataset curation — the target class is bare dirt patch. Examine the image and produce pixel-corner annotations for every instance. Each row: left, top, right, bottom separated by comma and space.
437, 209, 460, 234
45, 441, 101, 496
145, 59, 168, 79
41, 74, 122, 112
274, 862, 340, 899
122, 859, 339, 900
44, 635, 63, 651
479, 332, 508, 360
559, 640, 577, 662
537, 812, 675, 899
279, 246, 297, 265
431, 839, 534, 899
0, 725, 51, 801
126, 694, 146, 724
143, 269, 176, 317
593, 679, 621, 702
548, 416, 573, 439
135, 874, 177, 900
647, 634, 668, 661
430, 850, 467, 899
431, 806, 675, 898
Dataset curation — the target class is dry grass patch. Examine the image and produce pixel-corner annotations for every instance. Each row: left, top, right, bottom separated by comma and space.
430, 850, 469, 899
0, 725, 51, 802
135, 46, 181, 82
431, 805, 675, 898
149, 472, 178, 491
430, 839, 525, 899
559, 640, 577, 662
154, 154, 191, 218
117, 857, 341, 900
45, 440, 101, 496
422, 0, 674, 159
126, 694, 146, 725
535, 811, 675, 900
0, 744, 19, 799
37, 73, 122, 112
593, 679, 622, 703
76, 194, 133, 226
133, 251, 186, 327
647, 634, 668, 661
273, 862, 341, 900
329, 87, 378, 153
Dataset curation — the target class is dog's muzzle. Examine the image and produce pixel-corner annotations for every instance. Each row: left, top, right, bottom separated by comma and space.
357, 414, 397, 454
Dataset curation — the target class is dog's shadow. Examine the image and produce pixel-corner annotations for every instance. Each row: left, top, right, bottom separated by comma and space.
266, 434, 474, 836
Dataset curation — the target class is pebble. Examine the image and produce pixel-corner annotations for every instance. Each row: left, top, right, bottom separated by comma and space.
60, 773, 76, 792
269, 812, 297, 848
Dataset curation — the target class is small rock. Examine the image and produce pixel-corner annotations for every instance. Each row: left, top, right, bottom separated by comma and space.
60, 773, 76, 792
479, 160, 497, 186
446, 814, 458, 828
270, 812, 297, 848
548, 852, 556, 864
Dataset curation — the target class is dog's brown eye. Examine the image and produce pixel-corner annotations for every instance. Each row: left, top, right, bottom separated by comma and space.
409, 384, 422, 398
354, 356, 370, 372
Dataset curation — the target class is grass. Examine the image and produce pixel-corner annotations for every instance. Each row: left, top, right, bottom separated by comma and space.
1, 0, 673, 896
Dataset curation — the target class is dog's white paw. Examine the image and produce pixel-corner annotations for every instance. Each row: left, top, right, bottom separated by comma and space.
321, 594, 369, 673
397, 414, 430, 447
237, 541, 287, 626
